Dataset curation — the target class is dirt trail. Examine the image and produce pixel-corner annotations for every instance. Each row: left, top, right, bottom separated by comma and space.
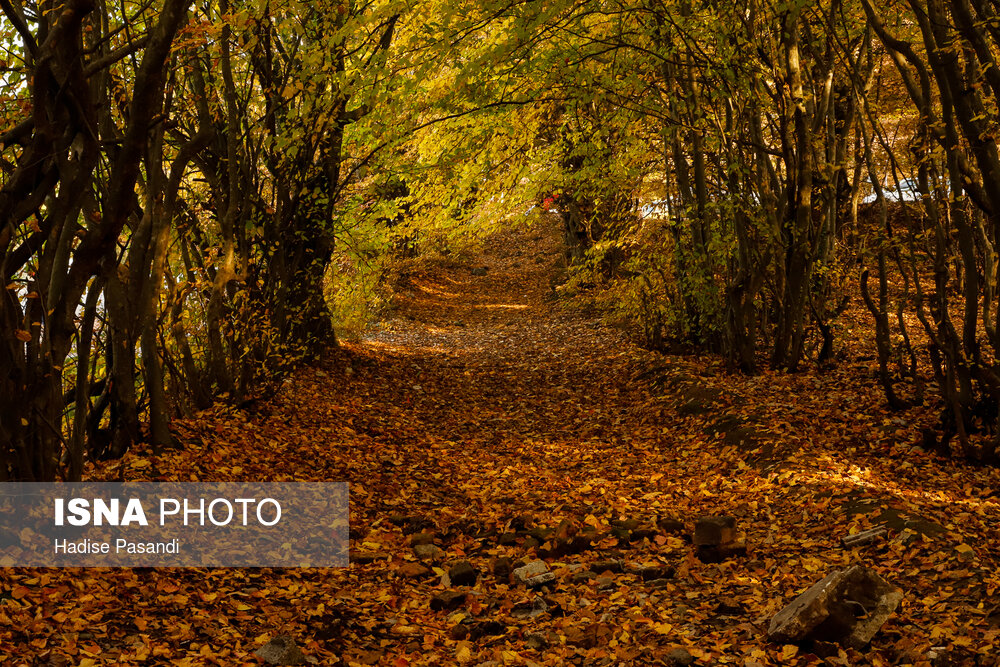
5, 220, 1000, 665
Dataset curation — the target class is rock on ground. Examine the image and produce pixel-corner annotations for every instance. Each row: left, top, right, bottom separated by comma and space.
513, 560, 548, 583
768, 565, 903, 648
254, 635, 307, 665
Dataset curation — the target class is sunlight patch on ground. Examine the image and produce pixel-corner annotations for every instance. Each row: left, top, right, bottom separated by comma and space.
478, 303, 530, 310
362, 339, 461, 356
783, 461, 1000, 518
413, 283, 463, 298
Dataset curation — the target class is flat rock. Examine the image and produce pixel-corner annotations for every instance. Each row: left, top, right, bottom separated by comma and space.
768, 565, 903, 648
513, 560, 548, 584
255, 635, 306, 665
398, 562, 432, 579
353, 551, 388, 565
627, 562, 675, 581
511, 597, 549, 619
524, 572, 557, 588
591, 559, 624, 573
413, 544, 443, 561
665, 647, 694, 666
431, 590, 467, 612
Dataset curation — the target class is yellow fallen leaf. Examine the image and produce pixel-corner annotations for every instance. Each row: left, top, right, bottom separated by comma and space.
456, 642, 472, 662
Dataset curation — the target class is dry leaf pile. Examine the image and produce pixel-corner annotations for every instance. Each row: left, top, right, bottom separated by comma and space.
2, 221, 999, 665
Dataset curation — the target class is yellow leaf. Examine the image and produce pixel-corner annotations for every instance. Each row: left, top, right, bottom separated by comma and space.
781, 644, 799, 659
653, 622, 672, 635
456, 642, 472, 662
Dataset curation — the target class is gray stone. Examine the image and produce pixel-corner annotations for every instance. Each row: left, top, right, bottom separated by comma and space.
471, 266, 489, 276
254, 635, 306, 665
627, 562, 675, 581
524, 572, 557, 588
511, 597, 549, 619
768, 565, 903, 648
513, 560, 548, 584
841, 527, 888, 548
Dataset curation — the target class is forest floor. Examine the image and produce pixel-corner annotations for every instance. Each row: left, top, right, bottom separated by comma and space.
4, 218, 1000, 666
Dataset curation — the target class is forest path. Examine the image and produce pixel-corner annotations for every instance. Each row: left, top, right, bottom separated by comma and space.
8, 219, 1000, 666
347, 219, 687, 525
248, 217, 997, 664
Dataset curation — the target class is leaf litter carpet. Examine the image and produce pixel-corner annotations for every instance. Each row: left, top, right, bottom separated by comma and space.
3, 221, 1000, 665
